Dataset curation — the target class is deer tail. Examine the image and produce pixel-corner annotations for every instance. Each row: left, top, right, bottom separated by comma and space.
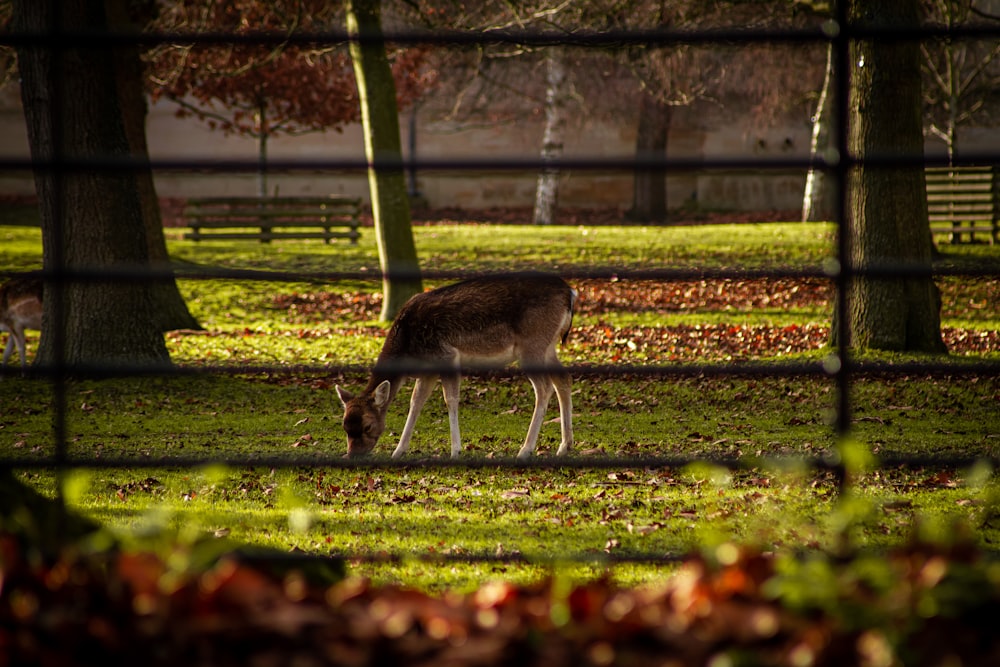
561, 288, 577, 345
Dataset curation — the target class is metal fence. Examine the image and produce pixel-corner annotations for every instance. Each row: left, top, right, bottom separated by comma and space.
2, 6, 999, 573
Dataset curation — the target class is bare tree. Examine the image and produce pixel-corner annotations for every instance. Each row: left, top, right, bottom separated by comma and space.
920, 0, 1000, 161
615, 0, 822, 222
399, 1, 598, 225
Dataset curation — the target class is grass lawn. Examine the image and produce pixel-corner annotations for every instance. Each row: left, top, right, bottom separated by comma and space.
1, 211, 998, 592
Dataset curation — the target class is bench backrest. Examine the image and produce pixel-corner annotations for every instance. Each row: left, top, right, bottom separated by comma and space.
184, 196, 362, 225
926, 166, 999, 223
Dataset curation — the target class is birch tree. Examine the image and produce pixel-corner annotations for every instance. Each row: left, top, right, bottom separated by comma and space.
802, 40, 838, 222
533, 46, 568, 226
920, 0, 1000, 161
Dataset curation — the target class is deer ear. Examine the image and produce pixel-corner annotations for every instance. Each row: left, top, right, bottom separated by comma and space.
335, 385, 353, 408
373, 380, 391, 408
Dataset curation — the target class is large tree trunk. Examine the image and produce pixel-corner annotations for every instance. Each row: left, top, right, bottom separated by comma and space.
802, 41, 837, 222
836, 0, 946, 353
14, 0, 171, 369
626, 92, 670, 223
532, 46, 568, 226
347, 0, 422, 321
106, 0, 201, 333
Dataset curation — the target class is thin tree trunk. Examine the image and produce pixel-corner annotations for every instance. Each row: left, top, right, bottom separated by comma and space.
837, 0, 946, 353
347, 0, 422, 321
945, 42, 958, 163
533, 46, 568, 226
106, 0, 201, 333
258, 99, 269, 198
939, 1, 958, 163
15, 0, 170, 370
802, 41, 837, 222
626, 92, 670, 223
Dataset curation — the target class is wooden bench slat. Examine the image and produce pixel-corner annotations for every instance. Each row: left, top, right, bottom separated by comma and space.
184, 230, 361, 241
926, 166, 993, 174
187, 214, 361, 223
926, 173, 993, 180
926, 184, 994, 193
927, 200, 995, 209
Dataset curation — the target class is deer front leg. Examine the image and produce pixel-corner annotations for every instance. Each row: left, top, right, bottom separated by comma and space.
517, 375, 555, 459
1, 334, 13, 368
392, 376, 437, 459
440, 373, 462, 459
2, 328, 25, 370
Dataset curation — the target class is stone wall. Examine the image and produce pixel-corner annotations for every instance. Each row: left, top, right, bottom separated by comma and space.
3, 86, 995, 213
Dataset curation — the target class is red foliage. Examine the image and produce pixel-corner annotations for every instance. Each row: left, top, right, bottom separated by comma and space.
146, 1, 435, 139
3, 533, 999, 666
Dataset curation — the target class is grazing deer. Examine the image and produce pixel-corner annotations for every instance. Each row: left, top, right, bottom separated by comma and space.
336, 274, 576, 460
1, 276, 43, 372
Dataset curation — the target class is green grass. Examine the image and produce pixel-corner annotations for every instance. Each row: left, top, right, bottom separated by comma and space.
1, 210, 998, 592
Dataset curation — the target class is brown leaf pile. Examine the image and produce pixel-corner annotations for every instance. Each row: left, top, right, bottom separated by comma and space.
572, 323, 830, 362
574, 278, 832, 315
272, 278, 832, 323
271, 278, 998, 359
3, 534, 1000, 667
273, 290, 384, 322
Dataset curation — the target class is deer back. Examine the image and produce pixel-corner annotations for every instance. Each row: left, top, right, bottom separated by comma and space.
376, 275, 575, 369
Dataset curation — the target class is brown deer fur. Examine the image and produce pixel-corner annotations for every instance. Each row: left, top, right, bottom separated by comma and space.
336, 275, 576, 459
1, 277, 43, 372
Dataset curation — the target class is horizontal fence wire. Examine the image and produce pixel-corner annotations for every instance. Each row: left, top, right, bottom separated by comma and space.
4, 21, 1000, 48
2, 12, 999, 570
3, 262, 999, 284
2, 454, 997, 473
0, 153, 993, 173
2, 359, 998, 383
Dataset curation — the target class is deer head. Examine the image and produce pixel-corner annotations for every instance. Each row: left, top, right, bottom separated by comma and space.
336, 380, 392, 458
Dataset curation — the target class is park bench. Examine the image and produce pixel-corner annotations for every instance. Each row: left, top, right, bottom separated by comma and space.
926, 165, 999, 245
183, 195, 363, 244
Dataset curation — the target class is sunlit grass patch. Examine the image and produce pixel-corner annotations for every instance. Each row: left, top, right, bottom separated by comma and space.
1, 214, 998, 591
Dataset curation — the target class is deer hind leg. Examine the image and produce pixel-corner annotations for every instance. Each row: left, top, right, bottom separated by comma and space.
552, 367, 573, 456
14, 326, 27, 368
440, 373, 462, 459
517, 373, 556, 460
393, 376, 438, 459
